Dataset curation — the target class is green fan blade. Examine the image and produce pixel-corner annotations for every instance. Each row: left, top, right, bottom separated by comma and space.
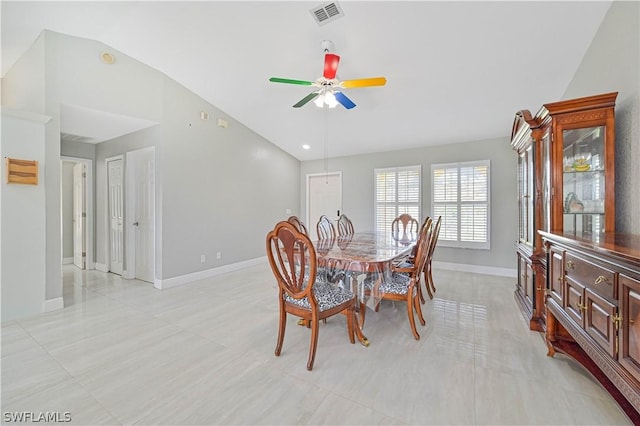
269, 77, 314, 86
293, 92, 319, 108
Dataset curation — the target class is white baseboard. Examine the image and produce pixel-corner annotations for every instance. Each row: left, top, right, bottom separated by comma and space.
95, 262, 108, 272
62, 257, 73, 265
433, 261, 517, 278
155, 257, 267, 290
43, 297, 64, 312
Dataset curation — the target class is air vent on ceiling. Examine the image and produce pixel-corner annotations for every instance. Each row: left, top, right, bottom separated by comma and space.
61, 132, 97, 144
310, 2, 344, 26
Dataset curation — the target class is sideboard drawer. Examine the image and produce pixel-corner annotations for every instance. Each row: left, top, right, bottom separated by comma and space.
565, 252, 616, 300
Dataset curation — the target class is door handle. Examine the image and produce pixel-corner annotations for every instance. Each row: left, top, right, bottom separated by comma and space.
133, 222, 139, 226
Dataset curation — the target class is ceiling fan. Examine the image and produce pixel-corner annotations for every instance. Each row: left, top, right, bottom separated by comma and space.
269, 40, 386, 109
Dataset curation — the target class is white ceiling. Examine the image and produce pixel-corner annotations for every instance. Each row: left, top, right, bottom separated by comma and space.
1, 1, 612, 160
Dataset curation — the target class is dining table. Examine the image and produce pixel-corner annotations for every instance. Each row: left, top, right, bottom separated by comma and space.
312, 231, 417, 346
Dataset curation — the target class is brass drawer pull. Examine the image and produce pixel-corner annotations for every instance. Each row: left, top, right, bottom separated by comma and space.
594, 275, 609, 285
576, 303, 587, 312
566, 260, 575, 270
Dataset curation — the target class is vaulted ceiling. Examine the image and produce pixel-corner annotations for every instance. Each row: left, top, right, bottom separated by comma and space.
1, 1, 612, 160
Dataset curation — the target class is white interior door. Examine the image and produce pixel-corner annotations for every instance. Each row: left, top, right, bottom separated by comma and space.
307, 172, 342, 240
108, 158, 124, 275
131, 148, 155, 283
72, 163, 86, 269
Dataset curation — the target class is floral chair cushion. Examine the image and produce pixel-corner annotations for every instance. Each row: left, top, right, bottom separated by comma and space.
284, 281, 354, 312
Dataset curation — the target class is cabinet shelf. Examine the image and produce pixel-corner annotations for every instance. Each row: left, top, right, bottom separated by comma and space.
563, 211, 605, 215
563, 169, 605, 175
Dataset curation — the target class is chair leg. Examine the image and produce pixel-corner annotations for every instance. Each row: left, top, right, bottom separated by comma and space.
419, 272, 426, 304
414, 292, 425, 326
307, 317, 320, 371
406, 294, 420, 340
423, 268, 434, 300
345, 308, 356, 344
428, 263, 436, 294
275, 309, 286, 356
358, 302, 366, 328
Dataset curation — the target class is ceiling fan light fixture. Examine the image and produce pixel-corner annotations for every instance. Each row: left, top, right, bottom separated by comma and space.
324, 91, 338, 108
313, 93, 325, 108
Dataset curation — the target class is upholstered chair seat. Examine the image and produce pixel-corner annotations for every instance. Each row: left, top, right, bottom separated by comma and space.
284, 281, 354, 311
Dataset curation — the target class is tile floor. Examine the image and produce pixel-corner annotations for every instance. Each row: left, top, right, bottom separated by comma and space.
1, 263, 632, 425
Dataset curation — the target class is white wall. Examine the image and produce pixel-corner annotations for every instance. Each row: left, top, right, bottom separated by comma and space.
563, 0, 640, 234
2, 30, 300, 313
61, 161, 74, 261
1, 109, 50, 321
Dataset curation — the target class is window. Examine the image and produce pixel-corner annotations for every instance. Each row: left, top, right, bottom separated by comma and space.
432, 160, 490, 249
375, 166, 421, 234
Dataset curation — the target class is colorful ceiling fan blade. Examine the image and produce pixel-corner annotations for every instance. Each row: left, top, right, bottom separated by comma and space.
269, 77, 314, 85
293, 92, 320, 108
341, 77, 387, 89
334, 92, 356, 109
323, 53, 340, 79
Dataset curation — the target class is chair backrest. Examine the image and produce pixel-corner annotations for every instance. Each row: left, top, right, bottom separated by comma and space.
391, 214, 420, 239
317, 215, 337, 240
412, 217, 434, 281
266, 221, 318, 307
287, 215, 309, 237
337, 214, 355, 236
426, 216, 442, 262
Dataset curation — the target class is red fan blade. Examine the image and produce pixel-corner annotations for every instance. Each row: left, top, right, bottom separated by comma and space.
324, 53, 340, 79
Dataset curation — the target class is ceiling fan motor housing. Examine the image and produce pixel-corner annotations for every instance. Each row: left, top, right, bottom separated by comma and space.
321, 40, 335, 52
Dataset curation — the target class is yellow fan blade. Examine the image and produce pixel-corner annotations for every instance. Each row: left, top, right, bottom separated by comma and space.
341, 77, 387, 89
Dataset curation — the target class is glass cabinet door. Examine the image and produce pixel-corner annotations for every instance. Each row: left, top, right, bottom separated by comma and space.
540, 129, 551, 233
545, 92, 616, 234
561, 126, 606, 234
518, 145, 534, 246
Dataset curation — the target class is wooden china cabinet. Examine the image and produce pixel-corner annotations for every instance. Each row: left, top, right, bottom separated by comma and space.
512, 92, 640, 421
510, 92, 617, 332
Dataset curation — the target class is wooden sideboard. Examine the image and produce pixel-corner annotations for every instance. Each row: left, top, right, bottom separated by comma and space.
540, 230, 640, 422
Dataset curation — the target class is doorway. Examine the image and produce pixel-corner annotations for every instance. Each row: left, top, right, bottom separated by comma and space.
107, 156, 124, 275
61, 157, 94, 270
125, 147, 156, 284
307, 172, 342, 240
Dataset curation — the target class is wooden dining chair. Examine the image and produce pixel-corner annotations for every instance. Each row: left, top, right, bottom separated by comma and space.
316, 215, 337, 240
422, 215, 442, 300
391, 213, 420, 241
287, 215, 309, 236
408, 215, 442, 303
373, 217, 433, 340
337, 214, 355, 236
266, 221, 356, 370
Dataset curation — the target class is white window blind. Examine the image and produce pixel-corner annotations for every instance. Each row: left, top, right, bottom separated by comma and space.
432, 160, 490, 249
375, 166, 421, 234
